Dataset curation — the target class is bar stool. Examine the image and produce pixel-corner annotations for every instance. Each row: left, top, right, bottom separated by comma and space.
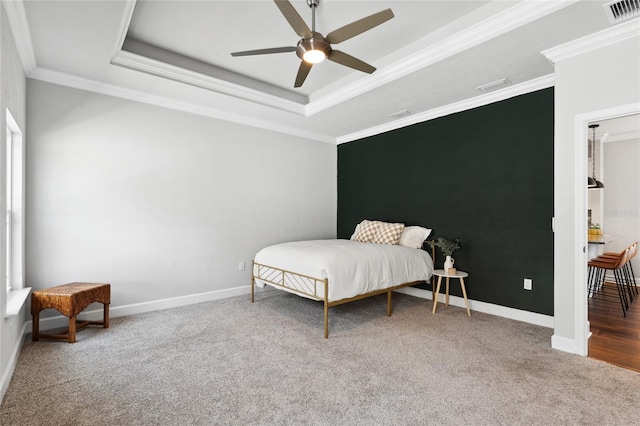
594, 242, 638, 302
588, 247, 630, 317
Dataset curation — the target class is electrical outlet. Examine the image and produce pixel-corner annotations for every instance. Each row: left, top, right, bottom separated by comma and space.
238, 261, 245, 271
524, 278, 533, 291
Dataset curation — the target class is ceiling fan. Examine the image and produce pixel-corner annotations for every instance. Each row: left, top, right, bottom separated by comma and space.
231, 0, 394, 88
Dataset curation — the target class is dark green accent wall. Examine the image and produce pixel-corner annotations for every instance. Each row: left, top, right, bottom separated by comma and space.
337, 88, 554, 315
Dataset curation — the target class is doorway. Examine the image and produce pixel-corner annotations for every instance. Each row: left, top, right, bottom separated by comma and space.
573, 104, 640, 358
586, 113, 640, 371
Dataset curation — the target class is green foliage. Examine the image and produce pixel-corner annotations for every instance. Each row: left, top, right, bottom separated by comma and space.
431, 237, 461, 256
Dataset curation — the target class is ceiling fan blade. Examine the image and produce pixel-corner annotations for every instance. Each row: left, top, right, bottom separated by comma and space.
294, 61, 313, 88
231, 46, 296, 57
328, 50, 375, 74
274, 0, 312, 39
326, 9, 394, 44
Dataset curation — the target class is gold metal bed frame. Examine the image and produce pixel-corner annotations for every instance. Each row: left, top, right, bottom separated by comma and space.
251, 243, 435, 338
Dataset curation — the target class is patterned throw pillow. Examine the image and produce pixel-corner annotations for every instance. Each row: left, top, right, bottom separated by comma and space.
372, 222, 405, 245
352, 220, 380, 243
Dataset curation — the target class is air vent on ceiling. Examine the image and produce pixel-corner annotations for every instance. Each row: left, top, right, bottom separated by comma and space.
476, 78, 511, 93
603, 0, 640, 24
389, 109, 411, 119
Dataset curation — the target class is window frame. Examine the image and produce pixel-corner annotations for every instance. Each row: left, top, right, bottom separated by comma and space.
4, 108, 28, 317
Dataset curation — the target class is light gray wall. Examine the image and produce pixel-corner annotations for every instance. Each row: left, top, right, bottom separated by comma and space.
553, 34, 640, 352
0, 1, 27, 399
26, 80, 336, 310
603, 135, 640, 274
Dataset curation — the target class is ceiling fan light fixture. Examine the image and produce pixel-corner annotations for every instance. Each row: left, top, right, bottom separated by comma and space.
232, 0, 393, 87
297, 33, 331, 64
303, 49, 327, 63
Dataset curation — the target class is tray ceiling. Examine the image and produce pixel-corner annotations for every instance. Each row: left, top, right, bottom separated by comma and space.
9, 0, 627, 143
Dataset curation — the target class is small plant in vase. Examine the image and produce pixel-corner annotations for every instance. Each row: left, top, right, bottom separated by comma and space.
432, 237, 461, 274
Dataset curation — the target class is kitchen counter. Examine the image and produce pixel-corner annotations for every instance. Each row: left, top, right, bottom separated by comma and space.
588, 234, 620, 245
588, 234, 622, 259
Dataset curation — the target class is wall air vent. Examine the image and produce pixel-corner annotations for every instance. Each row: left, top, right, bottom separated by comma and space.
603, 0, 640, 24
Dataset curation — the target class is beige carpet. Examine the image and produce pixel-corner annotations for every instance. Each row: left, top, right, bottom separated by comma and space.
2, 291, 640, 425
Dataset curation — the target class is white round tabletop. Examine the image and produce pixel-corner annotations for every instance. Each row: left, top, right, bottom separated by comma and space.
433, 269, 468, 278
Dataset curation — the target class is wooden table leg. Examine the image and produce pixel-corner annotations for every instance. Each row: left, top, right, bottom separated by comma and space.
69, 315, 77, 343
432, 276, 443, 314
460, 277, 471, 316
32, 312, 40, 341
445, 277, 450, 306
103, 303, 110, 328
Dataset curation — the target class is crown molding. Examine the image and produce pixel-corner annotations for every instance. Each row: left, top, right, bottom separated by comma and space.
111, 50, 306, 116
603, 130, 640, 143
28, 67, 334, 144
106, 0, 575, 117
306, 0, 576, 116
336, 74, 555, 144
542, 17, 640, 63
113, 0, 137, 54
1, 0, 37, 73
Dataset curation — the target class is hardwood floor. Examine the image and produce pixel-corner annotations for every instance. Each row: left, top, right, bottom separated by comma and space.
588, 281, 640, 372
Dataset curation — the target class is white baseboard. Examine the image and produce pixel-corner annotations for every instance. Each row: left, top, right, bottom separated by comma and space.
26, 285, 252, 332
25, 284, 553, 334
551, 334, 579, 354
1, 322, 28, 402
395, 287, 554, 328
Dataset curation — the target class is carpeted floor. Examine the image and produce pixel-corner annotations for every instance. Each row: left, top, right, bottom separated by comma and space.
2, 291, 640, 425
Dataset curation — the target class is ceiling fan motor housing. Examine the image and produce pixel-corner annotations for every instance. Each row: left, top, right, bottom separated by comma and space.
296, 32, 332, 62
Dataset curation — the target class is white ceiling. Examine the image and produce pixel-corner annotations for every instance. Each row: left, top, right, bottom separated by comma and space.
7, 0, 631, 143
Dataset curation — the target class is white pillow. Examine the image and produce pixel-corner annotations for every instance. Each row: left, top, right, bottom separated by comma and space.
398, 226, 432, 249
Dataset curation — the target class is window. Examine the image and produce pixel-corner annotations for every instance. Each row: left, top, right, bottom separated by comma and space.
4, 109, 27, 317
6, 120, 13, 292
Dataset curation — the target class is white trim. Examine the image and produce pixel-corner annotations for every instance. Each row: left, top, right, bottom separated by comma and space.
26, 284, 252, 332
24, 284, 554, 335
396, 287, 554, 329
5, 287, 30, 318
113, 0, 137, 54
603, 129, 640, 143
551, 334, 579, 354
107, 0, 575, 117
28, 67, 334, 144
1, 0, 37, 73
7, 0, 565, 144
105, 0, 573, 118
542, 17, 640, 63
111, 49, 307, 115
573, 116, 590, 356
0, 321, 27, 403
309, 1, 575, 117
28, 65, 554, 146
572, 103, 640, 356
337, 74, 555, 144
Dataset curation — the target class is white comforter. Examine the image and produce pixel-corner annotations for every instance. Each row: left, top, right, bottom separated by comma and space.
253, 239, 433, 302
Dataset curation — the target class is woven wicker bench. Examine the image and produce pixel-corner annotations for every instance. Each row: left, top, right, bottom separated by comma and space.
31, 282, 110, 343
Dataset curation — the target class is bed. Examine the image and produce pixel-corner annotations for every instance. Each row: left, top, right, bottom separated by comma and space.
251, 223, 434, 338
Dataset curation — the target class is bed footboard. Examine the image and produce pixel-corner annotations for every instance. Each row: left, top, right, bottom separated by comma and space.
252, 261, 424, 338
252, 261, 331, 337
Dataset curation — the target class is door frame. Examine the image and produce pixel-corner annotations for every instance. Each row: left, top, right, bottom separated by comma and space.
573, 102, 640, 356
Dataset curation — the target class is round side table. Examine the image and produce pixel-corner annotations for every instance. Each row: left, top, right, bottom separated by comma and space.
431, 269, 471, 316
